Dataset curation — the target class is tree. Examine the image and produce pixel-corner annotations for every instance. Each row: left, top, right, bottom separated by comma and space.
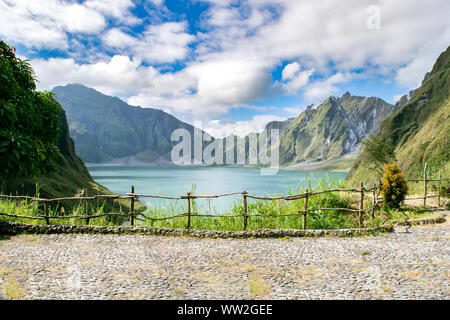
0, 40, 61, 188
361, 135, 397, 176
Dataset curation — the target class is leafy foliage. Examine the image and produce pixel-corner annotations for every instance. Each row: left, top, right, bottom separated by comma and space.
0, 40, 61, 187
361, 135, 397, 176
381, 163, 409, 209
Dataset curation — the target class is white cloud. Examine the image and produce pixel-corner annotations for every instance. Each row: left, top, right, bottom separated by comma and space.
395, 31, 450, 88
31, 55, 158, 96
0, 0, 107, 49
102, 28, 137, 48
102, 22, 195, 64
304, 72, 352, 101
200, 0, 450, 86
7, 0, 450, 123
30, 53, 274, 118
135, 22, 195, 63
201, 114, 287, 138
281, 62, 315, 94
85, 0, 140, 25
281, 62, 300, 80
186, 57, 272, 106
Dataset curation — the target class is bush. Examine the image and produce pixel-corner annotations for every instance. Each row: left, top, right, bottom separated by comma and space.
381, 163, 408, 209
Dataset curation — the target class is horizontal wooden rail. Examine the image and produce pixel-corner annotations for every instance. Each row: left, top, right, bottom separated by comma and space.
404, 195, 439, 200
186, 192, 243, 199
137, 212, 188, 221
1, 167, 446, 231
0, 194, 133, 202
407, 178, 449, 182
0, 212, 46, 220
126, 193, 182, 200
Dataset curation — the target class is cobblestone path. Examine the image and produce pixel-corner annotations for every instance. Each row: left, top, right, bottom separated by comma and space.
0, 217, 449, 300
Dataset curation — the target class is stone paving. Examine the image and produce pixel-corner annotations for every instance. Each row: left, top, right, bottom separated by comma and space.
0, 215, 449, 300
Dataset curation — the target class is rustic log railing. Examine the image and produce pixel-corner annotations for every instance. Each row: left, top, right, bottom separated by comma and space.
0, 163, 447, 231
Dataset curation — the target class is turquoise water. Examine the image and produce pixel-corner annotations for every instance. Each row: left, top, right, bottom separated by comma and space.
87, 166, 347, 212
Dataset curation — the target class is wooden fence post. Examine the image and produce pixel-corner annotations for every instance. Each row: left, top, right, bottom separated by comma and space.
423, 162, 428, 208
85, 188, 90, 225
371, 188, 376, 220
437, 173, 441, 207
303, 188, 308, 230
242, 190, 248, 230
130, 185, 135, 226
186, 192, 191, 229
45, 201, 50, 225
359, 181, 364, 227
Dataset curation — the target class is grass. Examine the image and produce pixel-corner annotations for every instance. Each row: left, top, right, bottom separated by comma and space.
0, 196, 126, 227
0, 178, 446, 232
2, 276, 27, 299
247, 275, 270, 297
138, 179, 360, 231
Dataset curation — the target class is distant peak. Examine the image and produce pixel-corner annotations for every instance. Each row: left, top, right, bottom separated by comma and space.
62, 83, 88, 88
342, 91, 351, 98
52, 83, 92, 92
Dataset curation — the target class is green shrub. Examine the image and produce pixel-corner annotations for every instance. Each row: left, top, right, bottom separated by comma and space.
381, 163, 409, 209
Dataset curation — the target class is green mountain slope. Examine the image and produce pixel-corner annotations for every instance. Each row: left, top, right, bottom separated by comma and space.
53, 85, 397, 171
267, 93, 396, 167
52, 84, 199, 164
346, 45, 450, 185
217, 93, 396, 171
6, 106, 144, 211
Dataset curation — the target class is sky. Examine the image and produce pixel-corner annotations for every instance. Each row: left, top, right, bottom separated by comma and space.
1, 0, 449, 138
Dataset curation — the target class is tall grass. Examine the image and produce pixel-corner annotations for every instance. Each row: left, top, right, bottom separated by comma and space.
1, 177, 440, 231
139, 178, 363, 230
0, 197, 123, 227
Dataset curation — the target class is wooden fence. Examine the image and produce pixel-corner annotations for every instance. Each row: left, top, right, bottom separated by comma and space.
0, 165, 448, 231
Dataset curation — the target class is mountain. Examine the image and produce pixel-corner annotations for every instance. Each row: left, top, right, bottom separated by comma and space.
260, 93, 397, 169
6, 105, 145, 212
6, 104, 143, 211
53, 85, 397, 171
52, 84, 202, 164
216, 92, 397, 171
346, 45, 450, 185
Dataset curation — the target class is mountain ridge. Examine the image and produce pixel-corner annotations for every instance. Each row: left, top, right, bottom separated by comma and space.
53, 83, 205, 164
346, 45, 450, 185
53, 84, 398, 170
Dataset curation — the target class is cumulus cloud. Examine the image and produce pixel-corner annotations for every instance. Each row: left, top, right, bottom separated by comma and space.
0, 0, 108, 49
30, 53, 273, 118
186, 58, 273, 106
304, 72, 352, 101
102, 28, 137, 48
7, 0, 450, 125
395, 32, 450, 88
102, 22, 195, 64
135, 22, 195, 63
281, 62, 315, 94
85, 0, 140, 25
31, 55, 158, 95
201, 114, 287, 138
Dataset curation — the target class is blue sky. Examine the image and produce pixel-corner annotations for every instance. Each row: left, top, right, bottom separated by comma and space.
1, 0, 449, 137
